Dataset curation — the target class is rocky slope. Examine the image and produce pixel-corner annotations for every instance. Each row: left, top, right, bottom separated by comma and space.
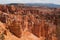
0, 4, 60, 40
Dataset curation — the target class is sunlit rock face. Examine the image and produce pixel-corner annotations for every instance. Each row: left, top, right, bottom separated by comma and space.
0, 4, 60, 40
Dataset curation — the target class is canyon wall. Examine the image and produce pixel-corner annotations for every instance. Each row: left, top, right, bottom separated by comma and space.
0, 5, 60, 40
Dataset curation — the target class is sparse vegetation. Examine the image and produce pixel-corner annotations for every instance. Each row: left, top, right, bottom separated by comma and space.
0, 33, 4, 40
